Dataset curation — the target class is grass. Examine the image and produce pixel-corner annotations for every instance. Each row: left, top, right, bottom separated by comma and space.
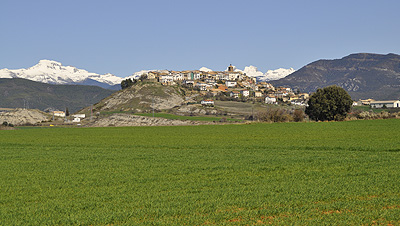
352, 105, 400, 113
1, 120, 400, 225
134, 112, 242, 122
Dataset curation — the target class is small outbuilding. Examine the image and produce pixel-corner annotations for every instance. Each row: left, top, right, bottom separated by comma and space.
201, 100, 214, 106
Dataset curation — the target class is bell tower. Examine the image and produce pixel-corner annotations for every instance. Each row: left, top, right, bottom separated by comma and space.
227, 64, 234, 72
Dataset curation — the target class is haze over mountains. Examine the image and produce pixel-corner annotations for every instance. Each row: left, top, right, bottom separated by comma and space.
0, 60, 295, 90
271, 53, 400, 100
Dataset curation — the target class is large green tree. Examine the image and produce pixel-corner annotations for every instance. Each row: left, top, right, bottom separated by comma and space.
305, 85, 353, 121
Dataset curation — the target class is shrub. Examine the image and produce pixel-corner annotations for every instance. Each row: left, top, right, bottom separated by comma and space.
293, 109, 305, 122
257, 108, 292, 123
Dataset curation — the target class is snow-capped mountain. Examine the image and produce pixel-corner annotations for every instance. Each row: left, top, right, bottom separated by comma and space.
262, 68, 296, 82
0, 60, 124, 87
223, 65, 295, 82
242, 65, 264, 78
199, 67, 213, 72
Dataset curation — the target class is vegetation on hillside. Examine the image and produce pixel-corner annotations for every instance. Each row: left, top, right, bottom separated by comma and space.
0, 78, 115, 112
272, 53, 400, 100
120, 78, 137, 89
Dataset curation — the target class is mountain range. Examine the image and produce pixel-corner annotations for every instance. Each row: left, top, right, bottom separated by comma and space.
0, 60, 295, 90
0, 60, 122, 90
271, 53, 400, 100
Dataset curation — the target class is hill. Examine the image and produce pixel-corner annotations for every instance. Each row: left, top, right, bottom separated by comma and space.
271, 53, 400, 100
0, 108, 50, 126
79, 82, 186, 115
0, 78, 115, 112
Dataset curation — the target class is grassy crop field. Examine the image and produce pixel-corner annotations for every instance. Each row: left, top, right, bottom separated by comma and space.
1, 120, 400, 225
134, 113, 242, 122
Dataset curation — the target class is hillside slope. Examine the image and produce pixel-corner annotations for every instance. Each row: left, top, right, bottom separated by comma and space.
271, 53, 400, 100
0, 78, 115, 112
80, 82, 186, 114
0, 108, 50, 126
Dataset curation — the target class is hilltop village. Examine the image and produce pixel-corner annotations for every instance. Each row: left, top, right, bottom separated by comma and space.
124, 64, 309, 106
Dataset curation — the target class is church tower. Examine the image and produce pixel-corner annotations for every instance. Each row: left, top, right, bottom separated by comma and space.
227, 64, 234, 72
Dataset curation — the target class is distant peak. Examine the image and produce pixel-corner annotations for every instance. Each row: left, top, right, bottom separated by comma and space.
37, 59, 62, 66
38, 59, 61, 64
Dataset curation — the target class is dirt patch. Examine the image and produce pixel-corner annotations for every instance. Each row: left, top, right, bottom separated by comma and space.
0, 109, 50, 126
89, 113, 212, 127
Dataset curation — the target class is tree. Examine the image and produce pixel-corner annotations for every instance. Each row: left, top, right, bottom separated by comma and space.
65, 108, 70, 116
305, 85, 353, 121
139, 74, 147, 81
121, 78, 136, 89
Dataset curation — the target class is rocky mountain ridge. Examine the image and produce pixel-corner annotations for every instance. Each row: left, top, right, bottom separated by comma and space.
271, 53, 400, 100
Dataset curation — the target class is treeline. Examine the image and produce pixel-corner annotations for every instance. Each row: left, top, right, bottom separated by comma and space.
120, 75, 148, 89
120, 78, 137, 89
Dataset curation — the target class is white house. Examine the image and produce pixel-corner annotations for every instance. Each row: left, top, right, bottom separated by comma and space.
241, 90, 250, 97
201, 100, 214, 105
53, 111, 65, 117
225, 81, 237, 88
196, 83, 208, 91
291, 100, 305, 106
265, 96, 277, 104
172, 73, 185, 81
72, 114, 85, 118
370, 100, 400, 108
159, 75, 174, 85
72, 117, 81, 122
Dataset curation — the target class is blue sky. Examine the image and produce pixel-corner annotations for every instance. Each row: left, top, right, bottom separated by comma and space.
1, 0, 400, 77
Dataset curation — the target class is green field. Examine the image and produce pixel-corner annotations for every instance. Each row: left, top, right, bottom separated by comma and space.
134, 113, 242, 122
1, 120, 400, 225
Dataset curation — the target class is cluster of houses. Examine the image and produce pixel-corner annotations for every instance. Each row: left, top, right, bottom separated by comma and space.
140, 64, 310, 106
144, 64, 247, 86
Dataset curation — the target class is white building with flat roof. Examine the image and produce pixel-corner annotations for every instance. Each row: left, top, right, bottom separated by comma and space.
370, 100, 400, 108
